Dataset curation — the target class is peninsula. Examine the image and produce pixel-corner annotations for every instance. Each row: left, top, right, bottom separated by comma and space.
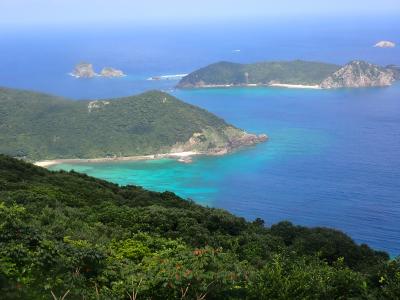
177, 60, 397, 89
0, 87, 266, 164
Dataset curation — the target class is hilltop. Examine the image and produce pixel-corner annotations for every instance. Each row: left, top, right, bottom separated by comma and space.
0, 88, 266, 162
1, 155, 398, 299
177, 60, 396, 89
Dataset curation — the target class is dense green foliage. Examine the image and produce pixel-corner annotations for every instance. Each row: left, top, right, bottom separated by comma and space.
0, 155, 399, 299
0, 88, 242, 161
177, 60, 340, 87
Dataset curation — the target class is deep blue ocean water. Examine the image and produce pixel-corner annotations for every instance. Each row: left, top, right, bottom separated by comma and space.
1, 17, 399, 255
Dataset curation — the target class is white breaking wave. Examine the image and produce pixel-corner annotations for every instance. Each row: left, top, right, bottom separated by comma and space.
147, 74, 188, 80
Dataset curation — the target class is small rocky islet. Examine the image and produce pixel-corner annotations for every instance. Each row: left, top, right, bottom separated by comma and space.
374, 40, 396, 48
71, 62, 125, 78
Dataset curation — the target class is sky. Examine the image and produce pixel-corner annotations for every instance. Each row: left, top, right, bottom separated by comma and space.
0, 0, 399, 27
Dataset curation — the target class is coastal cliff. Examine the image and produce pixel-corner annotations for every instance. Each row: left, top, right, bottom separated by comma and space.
320, 61, 395, 88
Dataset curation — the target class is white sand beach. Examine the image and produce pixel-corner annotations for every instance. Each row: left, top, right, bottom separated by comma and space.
269, 83, 322, 89
186, 83, 322, 89
34, 151, 201, 168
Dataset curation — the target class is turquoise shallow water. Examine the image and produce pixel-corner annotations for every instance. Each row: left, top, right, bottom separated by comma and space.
51, 84, 400, 256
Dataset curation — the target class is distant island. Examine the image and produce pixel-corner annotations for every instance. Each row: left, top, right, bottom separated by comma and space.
0, 87, 266, 164
71, 62, 126, 78
100, 67, 126, 77
70, 62, 97, 78
374, 40, 396, 48
177, 60, 398, 89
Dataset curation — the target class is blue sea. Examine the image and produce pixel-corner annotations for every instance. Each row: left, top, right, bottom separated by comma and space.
1, 17, 399, 255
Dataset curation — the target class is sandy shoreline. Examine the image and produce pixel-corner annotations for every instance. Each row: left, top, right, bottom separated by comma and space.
181, 83, 322, 89
269, 83, 321, 89
34, 151, 201, 168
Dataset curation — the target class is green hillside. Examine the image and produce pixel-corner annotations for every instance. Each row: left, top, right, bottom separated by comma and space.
0, 88, 264, 161
0, 155, 399, 299
177, 60, 340, 87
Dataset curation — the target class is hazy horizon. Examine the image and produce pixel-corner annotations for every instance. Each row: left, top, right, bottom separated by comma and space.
1, 0, 400, 27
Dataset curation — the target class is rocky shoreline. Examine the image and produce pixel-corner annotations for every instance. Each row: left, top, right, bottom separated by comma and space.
177, 82, 321, 89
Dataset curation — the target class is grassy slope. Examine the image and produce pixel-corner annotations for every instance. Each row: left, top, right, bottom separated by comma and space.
0, 88, 243, 160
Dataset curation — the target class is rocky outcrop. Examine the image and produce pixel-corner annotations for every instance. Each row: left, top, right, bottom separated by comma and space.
205, 132, 268, 155
100, 67, 125, 77
71, 63, 97, 78
71, 64, 125, 78
87, 100, 110, 113
170, 126, 268, 155
374, 41, 396, 48
228, 132, 268, 150
320, 61, 395, 89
